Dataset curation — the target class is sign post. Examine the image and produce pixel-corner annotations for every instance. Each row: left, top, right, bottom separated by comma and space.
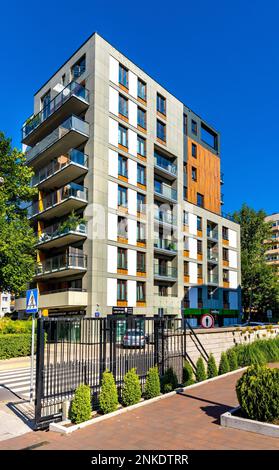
267, 309, 272, 323
26, 289, 38, 404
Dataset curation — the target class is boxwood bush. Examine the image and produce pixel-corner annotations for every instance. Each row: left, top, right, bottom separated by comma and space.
99, 370, 119, 414
183, 361, 195, 386
69, 384, 92, 424
144, 366, 160, 399
195, 357, 207, 382
0, 334, 34, 359
122, 368, 142, 406
207, 354, 218, 378
236, 365, 279, 422
218, 352, 230, 375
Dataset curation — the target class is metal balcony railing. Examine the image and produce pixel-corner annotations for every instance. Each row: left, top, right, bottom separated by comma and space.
154, 265, 177, 278
35, 253, 87, 276
207, 251, 219, 262
22, 82, 89, 140
27, 182, 88, 218
154, 211, 177, 225
208, 274, 219, 284
37, 223, 87, 244
154, 181, 177, 201
207, 228, 219, 239
154, 239, 177, 252
154, 153, 177, 175
31, 149, 88, 186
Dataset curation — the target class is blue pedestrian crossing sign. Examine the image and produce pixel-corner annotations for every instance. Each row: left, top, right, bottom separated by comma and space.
26, 289, 38, 314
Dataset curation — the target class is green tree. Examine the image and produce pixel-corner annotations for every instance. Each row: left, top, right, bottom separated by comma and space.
207, 354, 218, 378
122, 368, 142, 406
233, 204, 279, 319
0, 132, 37, 294
99, 370, 119, 414
144, 366, 161, 399
195, 357, 207, 382
69, 384, 92, 424
218, 352, 230, 375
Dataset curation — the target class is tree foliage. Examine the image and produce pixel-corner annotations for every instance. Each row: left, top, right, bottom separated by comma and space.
0, 132, 37, 294
233, 204, 279, 315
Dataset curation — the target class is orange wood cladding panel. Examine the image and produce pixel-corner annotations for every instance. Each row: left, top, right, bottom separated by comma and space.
187, 138, 221, 214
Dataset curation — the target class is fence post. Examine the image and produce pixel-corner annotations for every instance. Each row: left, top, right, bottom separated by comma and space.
35, 317, 45, 427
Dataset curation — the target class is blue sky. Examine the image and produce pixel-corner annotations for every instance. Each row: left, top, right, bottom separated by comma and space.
1, 0, 278, 215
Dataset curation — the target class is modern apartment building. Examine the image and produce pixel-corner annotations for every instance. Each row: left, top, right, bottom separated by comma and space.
16, 32, 241, 326
265, 213, 279, 277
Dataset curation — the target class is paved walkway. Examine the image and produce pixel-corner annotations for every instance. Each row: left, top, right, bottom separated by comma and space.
0, 367, 279, 450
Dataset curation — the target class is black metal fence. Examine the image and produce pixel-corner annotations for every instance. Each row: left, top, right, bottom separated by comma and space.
35, 316, 191, 429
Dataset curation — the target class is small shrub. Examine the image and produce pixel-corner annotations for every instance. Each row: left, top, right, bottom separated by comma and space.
144, 366, 160, 399
161, 367, 178, 392
122, 368, 142, 406
236, 365, 279, 422
99, 370, 119, 414
183, 361, 195, 386
227, 349, 238, 371
207, 354, 218, 378
69, 384, 91, 424
196, 357, 206, 382
218, 352, 230, 375
163, 383, 173, 393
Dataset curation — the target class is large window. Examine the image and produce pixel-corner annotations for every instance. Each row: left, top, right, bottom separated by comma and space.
183, 114, 187, 135
197, 240, 202, 253
117, 248, 127, 269
191, 120, 197, 135
41, 90, 51, 119
137, 252, 145, 272
223, 247, 229, 261
137, 135, 146, 156
138, 108, 146, 129
192, 143, 197, 158
183, 211, 189, 226
71, 55, 86, 80
157, 120, 166, 141
137, 192, 145, 213
118, 186, 128, 207
137, 164, 146, 185
118, 216, 128, 239
119, 94, 128, 117
119, 64, 128, 88
197, 216, 202, 231
192, 166, 197, 181
222, 226, 229, 240
138, 79, 146, 100
137, 221, 146, 242
201, 123, 218, 151
137, 281, 145, 301
118, 155, 128, 177
117, 279, 127, 300
197, 192, 204, 208
118, 124, 128, 147
157, 93, 166, 115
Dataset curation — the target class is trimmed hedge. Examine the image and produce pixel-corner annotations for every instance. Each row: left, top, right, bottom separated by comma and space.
236, 365, 279, 423
70, 384, 92, 424
144, 366, 160, 399
122, 368, 142, 406
0, 319, 33, 335
0, 334, 34, 359
99, 370, 119, 414
228, 337, 279, 367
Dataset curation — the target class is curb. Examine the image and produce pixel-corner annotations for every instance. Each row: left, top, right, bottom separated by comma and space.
221, 406, 279, 438
50, 367, 247, 434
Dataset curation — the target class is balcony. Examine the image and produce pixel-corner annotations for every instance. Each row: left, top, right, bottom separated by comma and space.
208, 274, 219, 285
154, 211, 177, 227
25, 116, 89, 167
37, 223, 87, 249
31, 149, 88, 190
154, 239, 177, 256
154, 153, 177, 180
154, 181, 177, 202
22, 81, 90, 146
207, 228, 219, 240
15, 288, 88, 311
27, 182, 88, 221
154, 265, 177, 281
207, 251, 219, 263
34, 253, 87, 279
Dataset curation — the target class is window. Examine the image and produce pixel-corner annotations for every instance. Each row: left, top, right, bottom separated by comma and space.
138, 79, 146, 100
198, 264, 203, 279
184, 261, 189, 276
183, 211, 189, 226
159, 285, 168, 297
137, 164, 146, 185
118, 186, 128, 207
192, 143, 197, 158
137, 108, 146, 129
137, 252, 145, 272
191, 120, 197, 135
119, 94, 128, 117
201, 123, 218, 151
223, 270, 229, 282
197, 216, 202, 231
222, 226, 229, 240
157, 93, 166, 115
118, 216, 128, 238
197, 193, 204, 208
119, 64, 128, 88
137, 192, 145, 213
118, 125, 128, 147
137, 221, 146, 242
157, 120, 166, 141
183, 114, 187, 135
61, 74, 66, 86
118, 248, 127, 269
137, 281, 145, 301
41, 90, 51, 118
137, 135, 146, 156
223, 248, 229, 261
192, 167, 197, 181
71, 55, 86, 80
118, 155, 128, 177
197, 240, 202, 254
117, 279, 127, 300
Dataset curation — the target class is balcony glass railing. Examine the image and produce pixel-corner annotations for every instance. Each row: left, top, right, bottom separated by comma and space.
154, 211, 176, 225
154, 239, 177, 252
154, 181, 177, 201
35, 253, 87, 276
27, 182, 88, 218
32, 149, 88, 186
154, 154, 177, 175
22, 81, 89, 140
208, 274, 219, 284
25, 116, 89, 163
207, 228, 219, 239
207, 251, 218, 262
37, 223, 87, 244
154, 265, 177, 278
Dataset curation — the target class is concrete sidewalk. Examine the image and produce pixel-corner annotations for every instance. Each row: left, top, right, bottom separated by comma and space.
0, 356, 33, 372
0, 365, 279, 450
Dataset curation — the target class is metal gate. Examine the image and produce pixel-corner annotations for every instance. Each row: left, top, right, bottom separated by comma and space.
35, 316, 188, 429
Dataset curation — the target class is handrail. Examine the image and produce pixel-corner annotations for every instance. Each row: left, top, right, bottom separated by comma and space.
184, 319, 209, 362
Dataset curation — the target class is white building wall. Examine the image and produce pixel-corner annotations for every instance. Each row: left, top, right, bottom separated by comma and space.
107, 213, 117, 241
109, 56, 119, 85
128, 188, 137, 216
128, 100, 137, 128
107, 245, 117, 273
128, 71, 137, 98
107, 278, 117, 306
228, 249, 237, 268
188, 213, 197, 235
128, 218, 137, 245
109, 86, 118, 115
189, 237, 197, 259
189, 262, 198, 283
128, 249, 137, 276
128, 129, 137, 156
108, 181, 118, 209
128, 159, 137, 186
127, 280, 137, 306
229, 270, 238, 289
108, 149, 118, 178
109, 118, 118, 147
228, 229, 237, 248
